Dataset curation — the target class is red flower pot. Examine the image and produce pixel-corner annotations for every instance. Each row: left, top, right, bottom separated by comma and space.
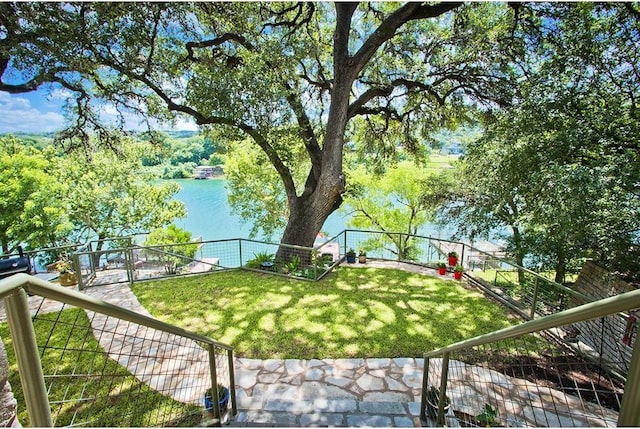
438, 267, 447, 275
448, 256, 458, 267
454, 271, 462, 280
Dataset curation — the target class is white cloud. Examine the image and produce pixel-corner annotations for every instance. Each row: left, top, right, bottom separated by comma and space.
48, 88, 74, 101
99, 101, 199, 132
171, 115, 199, 131
0, 91, 200, 134
0, 92, 66, 133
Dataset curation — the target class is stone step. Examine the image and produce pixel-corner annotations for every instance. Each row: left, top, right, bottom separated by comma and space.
231, 398, 422, 427
229, 358, 426, 427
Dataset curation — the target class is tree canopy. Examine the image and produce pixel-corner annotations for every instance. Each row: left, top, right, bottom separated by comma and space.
0, 136, 69, 253
54, 143, 186, 246
444, 2, 640, 282
3, 2, 636, 283
0, 2, 523, 250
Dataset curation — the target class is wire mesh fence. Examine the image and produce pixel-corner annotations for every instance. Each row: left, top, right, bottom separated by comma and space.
239, 238, 338, 281
1, 291, 234, 427
422, 326, 624, 427
341, 229, 468, 269
460, 248, 596, 326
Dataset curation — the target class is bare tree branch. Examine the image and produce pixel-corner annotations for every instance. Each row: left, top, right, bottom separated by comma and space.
185, 33, 255, 62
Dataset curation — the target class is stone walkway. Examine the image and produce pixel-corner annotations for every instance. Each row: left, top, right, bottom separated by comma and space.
233, 357, 424, 427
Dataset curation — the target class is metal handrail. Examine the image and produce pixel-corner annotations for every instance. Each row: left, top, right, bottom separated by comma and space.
0, 274, 232, 350
424, 287, 640, 359
422, 287, 640, 427
0, 273, 235, 426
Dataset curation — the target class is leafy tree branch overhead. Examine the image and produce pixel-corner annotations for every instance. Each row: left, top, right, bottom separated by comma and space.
0, 2, 523, 249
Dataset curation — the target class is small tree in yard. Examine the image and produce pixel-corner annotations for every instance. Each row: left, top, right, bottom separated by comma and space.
143, 225, 198, 274
0, 137, 71, 253
342, 161, 452, 260
54, 142, 186, 267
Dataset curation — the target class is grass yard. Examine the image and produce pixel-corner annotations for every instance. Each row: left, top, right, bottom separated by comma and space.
132, 266, 514, 359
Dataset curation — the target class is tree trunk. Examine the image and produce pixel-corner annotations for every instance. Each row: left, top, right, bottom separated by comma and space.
277, 175, 343, 262
512, 226, 526, 284
275, 9, 354, 257
92, 235, 106, 269
554, 253, 566, 285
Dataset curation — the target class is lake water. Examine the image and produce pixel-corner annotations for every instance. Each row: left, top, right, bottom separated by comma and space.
170, 178, 452, 242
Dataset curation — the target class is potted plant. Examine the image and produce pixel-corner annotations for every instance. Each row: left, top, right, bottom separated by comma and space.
454, 264, 463, 280
437, 262, 447, 275
425, 386, 451, 419
346, 248, 357, 263
358, 249, 367, 264
203, 383, 230, 413
56, 259, 77, 286
447, 251, 458, 267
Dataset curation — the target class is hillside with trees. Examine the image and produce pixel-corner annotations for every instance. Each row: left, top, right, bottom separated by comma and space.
0, 131, 226, 179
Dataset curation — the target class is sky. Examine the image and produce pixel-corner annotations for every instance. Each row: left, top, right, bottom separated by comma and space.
0, 84, 198, 134
0, 88, 67, 133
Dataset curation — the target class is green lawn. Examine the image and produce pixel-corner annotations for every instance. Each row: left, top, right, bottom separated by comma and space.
132, 266, 514, 359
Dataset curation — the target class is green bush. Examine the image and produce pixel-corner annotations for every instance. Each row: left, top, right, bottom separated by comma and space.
245, 251, 274, 269
143, 225, 198, 273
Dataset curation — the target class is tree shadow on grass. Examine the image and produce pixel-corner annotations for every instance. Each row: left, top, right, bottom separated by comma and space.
133, 267, 513, 359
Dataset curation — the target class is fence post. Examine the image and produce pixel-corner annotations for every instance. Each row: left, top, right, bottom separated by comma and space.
125, 243, 134, 286
420, 357, 430, 423
530, 277, 540, 319
73, 252, 86, 291
343, 230, 348, 256
436, 352, 450, 426
618, 334, 640, 426
5, 288, 53, 427
207, 344, 221, 423
227, 350, 237, 417
238, 239, 243, 268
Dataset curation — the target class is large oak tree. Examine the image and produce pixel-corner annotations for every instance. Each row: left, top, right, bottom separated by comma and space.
0, 2, 521, 249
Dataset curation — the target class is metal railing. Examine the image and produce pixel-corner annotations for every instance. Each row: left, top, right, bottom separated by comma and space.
420, 288, 640, 427
341, 229, 463, 264
3, 230, 638, 427
0, 273, 236, 427
71, 236, 342, 288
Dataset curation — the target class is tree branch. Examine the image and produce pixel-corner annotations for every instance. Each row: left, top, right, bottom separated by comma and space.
185, 33, 255, 62
347, 78, 446, 118
261, 2, 315, 38
351, 2, 462, 74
